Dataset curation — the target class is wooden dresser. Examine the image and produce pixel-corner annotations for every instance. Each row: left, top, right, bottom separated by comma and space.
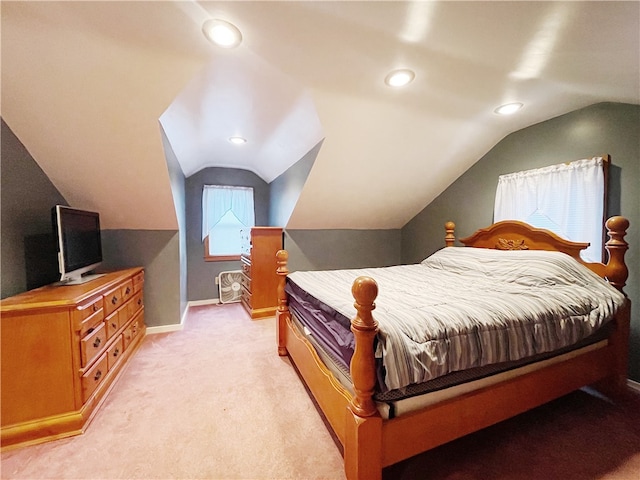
0, 268, 146, 450
240, 227, 283, 319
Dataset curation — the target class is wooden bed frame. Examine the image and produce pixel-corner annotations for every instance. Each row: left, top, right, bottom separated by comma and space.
275, 217, 630, 480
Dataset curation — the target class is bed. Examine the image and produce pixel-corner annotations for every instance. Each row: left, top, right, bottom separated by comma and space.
275, 217, 630, 480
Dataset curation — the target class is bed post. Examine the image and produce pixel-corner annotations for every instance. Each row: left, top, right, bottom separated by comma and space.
275, 250, 289, 356
349, 276, 379, 417
603, 216, 629, 293
597, 216, 631, 397
345, 276, 383, 480
445, 221, 456, 247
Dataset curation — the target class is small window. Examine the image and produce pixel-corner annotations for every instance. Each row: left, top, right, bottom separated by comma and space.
494, 156, 608, 262
202, 185, 255, 261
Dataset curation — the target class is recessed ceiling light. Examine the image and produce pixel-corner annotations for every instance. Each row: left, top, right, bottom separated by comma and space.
202, 19, 242, 48
494, 102, 524, 115
384, 69, 415, 87
229, 136, 247, 145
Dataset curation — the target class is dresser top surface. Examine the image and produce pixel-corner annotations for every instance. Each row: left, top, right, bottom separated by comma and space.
1, 267, 143, 313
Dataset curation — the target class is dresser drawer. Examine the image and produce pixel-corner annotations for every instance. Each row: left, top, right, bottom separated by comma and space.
241, 259, 251, 278
132, 271, 144, 293
128, 292, 143, 319
82, 353, 108, 403
104, 309, 120, 338
103, 285, 123, 316
107, 335, 124, 371
241, 288, 252, 308
81, 322, 106, 367
123, 312, 144, 350
123, 324, 132, 350
120, 280, 134, 303
132, 313, 144, 338
240, 274, 251, 293
75, 297, 104, 336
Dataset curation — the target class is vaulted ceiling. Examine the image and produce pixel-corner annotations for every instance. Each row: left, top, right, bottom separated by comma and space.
2, 1, 638, 230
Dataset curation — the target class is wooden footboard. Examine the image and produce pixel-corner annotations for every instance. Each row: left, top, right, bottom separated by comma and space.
275, 217, 630, 480
277, 250, 354, 445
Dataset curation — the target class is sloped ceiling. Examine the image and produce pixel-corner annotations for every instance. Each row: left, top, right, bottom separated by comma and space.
2, 1, 639, 230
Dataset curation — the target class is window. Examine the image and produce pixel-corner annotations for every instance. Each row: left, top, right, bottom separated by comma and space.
202, 185, 255, 261
494, 156, 608, 262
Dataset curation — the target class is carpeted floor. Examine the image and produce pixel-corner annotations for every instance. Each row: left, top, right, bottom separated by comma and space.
2, 303, 639, 479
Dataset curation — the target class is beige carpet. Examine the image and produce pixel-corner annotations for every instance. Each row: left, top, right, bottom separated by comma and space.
1, 304, 345, 479
2, 303, 639, 479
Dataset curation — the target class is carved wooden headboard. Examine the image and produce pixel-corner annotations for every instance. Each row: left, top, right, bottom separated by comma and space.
445, 217, 629, 293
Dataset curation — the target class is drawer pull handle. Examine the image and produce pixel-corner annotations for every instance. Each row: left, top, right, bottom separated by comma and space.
94, 370, 102, 382
111, 296, 118, 305
113, 348, 120, 357
93, 337, 102, 348
125, 287, 131, 294
111, 322, 117, 329
93, 304, 98, 312
137, 299, 142, 306
87, 327, 95, 334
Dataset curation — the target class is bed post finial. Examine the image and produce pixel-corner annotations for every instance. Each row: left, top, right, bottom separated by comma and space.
445, 221, 456, 247
276, 250, 290, 356
349, 276, 379, 418
604, 216, 629, 292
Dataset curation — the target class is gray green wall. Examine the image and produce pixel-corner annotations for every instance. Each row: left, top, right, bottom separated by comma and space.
185, 167, 270, 301
284, 229, 401, 271
161, 124, 188, 321
401, 102, 640, 381
1, 118, 67, 298
1, 118, 181, 328
101, 230, 181, 328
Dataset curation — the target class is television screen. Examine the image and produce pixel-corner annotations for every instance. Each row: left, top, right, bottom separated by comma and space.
53, 205, 104, 284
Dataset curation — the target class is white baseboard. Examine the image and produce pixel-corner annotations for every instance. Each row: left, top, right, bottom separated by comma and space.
187, 299, 220, 307
146, 299, 220, 335
628, 379, 640, 395
146, 323, 184, 334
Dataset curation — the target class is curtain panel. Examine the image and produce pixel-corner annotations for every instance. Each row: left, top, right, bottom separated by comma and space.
202, 185, 255, 241
494, 157, 605, 262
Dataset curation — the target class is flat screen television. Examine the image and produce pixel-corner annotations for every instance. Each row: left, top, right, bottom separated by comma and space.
52, 205, 105, 285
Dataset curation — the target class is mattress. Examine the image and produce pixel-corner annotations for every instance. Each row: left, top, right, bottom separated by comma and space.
286, 247, 626, 393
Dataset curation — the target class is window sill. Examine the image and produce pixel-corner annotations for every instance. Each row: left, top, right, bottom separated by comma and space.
205, 254, 241, 262
203, 236, 241, 262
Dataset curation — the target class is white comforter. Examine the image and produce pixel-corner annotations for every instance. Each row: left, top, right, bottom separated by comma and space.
287, 247, 626, 392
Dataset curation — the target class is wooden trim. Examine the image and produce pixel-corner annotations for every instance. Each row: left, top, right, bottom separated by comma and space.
203, 236, 240, 262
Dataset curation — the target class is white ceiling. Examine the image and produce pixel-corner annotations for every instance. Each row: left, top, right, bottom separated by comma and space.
2, 1, 639, 230
159, 50, 324, 182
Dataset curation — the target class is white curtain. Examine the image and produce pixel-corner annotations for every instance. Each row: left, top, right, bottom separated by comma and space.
202, 185, 255, 241
494, 157, 604, 262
